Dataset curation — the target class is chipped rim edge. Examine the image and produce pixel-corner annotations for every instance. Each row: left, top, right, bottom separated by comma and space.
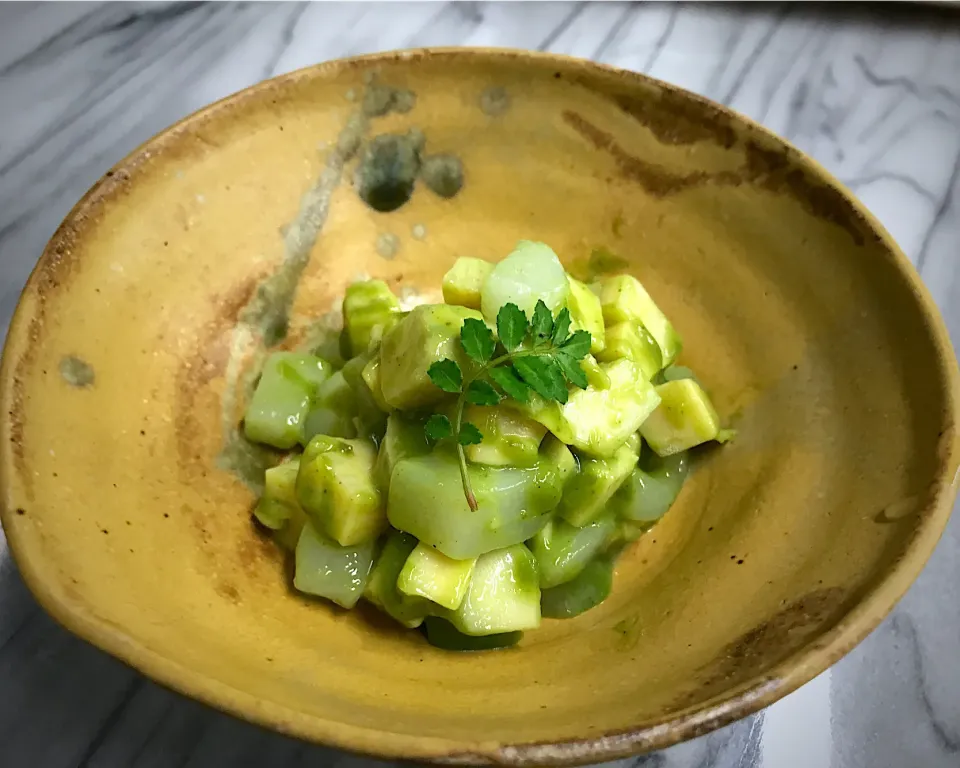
1, 47, 958, 767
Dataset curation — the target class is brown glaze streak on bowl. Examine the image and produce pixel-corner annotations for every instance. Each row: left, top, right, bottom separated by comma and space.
1, 49, 959, 766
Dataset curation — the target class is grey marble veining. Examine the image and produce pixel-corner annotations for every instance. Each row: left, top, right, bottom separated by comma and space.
1, 3, 959, 767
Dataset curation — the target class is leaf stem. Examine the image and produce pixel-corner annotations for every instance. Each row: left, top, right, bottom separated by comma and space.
453, 394, 478, 511
452, 344, 551, 511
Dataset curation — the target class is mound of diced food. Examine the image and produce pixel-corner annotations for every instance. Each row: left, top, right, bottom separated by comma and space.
243, 241, 731, 650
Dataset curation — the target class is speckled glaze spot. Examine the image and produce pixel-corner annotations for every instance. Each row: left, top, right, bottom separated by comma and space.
59, 355, 95, 388
420, 154, 464, 199
376, 232, 401, 259
362, 80, 417, 117
479, 86, 511, 116
356, 132, 422, 213
411, 223, 427, 241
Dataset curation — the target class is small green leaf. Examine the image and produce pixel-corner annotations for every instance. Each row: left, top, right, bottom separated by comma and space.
497, 303, 528, 351
545, 357, 569, 404
489, 365, 531, 403
460, 318, 495, 364
551, 308, 572, 345
559, 329, 591, 360
532, 300, 554, 341
424, 413, 453, 441
427, 359, 463, 393
466, 380, 502, 406
458, 422, 484, 446
513, 356, 568, 403
556, 353, 588, 390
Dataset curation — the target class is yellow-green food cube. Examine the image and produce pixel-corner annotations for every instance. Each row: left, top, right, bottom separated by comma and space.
295, 435, 385, 546
442, 544, 541, 636
596, 321, 663, 380
598, 274, 682, 365
379, 304, 481, 409
442, 257, 493, 309
640, 379, 721, 456
361, 355, 392, 413
567, 277, 605, 354
342, 280, 402, 358
558, 438, 639, 527
518, 358, 661, 458
397, 543, 477, 610
363, 530, 431, 628
463, 405, 547, 467
579, 354, 611, 390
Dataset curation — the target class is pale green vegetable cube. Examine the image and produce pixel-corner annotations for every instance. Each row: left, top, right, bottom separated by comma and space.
363, 530, 431, 628
481, 241, 569, 323
257, 459, 310, 552
567, 277, 605, 354
301, 406, 357, 443
374, 413, 431, 495
517, 358, 660, 458
253, 458, 301, 530
273, 501, 310, 552
640, 379, 721, 456
598, 274, 682, 365
301, 370, 359, 443
596, 321, 663, 380
540, 435, 578, 485
580, 354, 611, 390
342, 279, 402, 358
244, 352, 333, 449
379, 304, 482, 409
611, 450, 689, 522
614, 519, 655, 545
398, 543, 477, 610
361, 355, 391, 413
463, 405, 547, 467
255, 498, 293, 532
293, 521, 375, 608
529, 512, 616, 589
540, 554, 614, 619
388, 448, 570, 559
286, 354, 335, 389
296, 436, 385, 546
442, 544, 541, 636
558, 438, 639, 527
315, 370, 358, 411
341, 354, 387, 441
442, 257, 494, 309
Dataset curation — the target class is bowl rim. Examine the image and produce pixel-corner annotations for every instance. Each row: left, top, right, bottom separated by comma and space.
2, 46, 959, 766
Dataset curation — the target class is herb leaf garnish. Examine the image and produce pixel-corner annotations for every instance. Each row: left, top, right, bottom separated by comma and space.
425, 301, 591, 509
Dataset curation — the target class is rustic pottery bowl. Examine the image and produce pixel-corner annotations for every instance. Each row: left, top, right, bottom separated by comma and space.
2, 49, 958, 765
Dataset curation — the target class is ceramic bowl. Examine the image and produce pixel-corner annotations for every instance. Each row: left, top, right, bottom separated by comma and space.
2, 50, 958, 765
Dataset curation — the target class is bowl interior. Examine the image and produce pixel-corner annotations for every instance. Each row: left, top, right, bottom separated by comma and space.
2, 51, 958, 764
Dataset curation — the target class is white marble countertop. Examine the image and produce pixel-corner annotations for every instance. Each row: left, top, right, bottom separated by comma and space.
1, 3, 959, 767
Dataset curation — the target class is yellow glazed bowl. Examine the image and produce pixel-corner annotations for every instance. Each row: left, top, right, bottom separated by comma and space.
2, 50, 959, 765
